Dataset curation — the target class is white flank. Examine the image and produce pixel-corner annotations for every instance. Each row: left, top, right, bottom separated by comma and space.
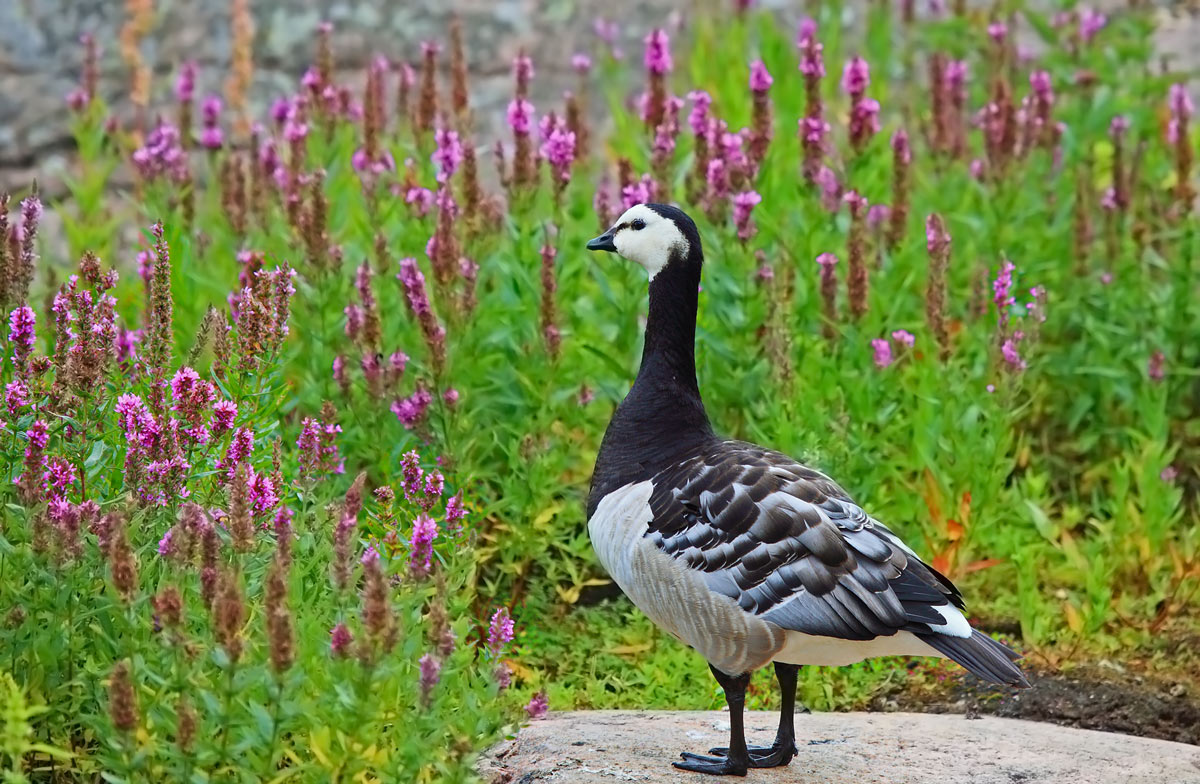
774, 630, 948, 667
588, 481, 785, 674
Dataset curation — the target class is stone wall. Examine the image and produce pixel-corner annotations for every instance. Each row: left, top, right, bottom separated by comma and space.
0, 0, 1195, 194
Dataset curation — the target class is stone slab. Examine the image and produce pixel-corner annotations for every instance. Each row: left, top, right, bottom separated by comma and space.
479, 710, 1200, 783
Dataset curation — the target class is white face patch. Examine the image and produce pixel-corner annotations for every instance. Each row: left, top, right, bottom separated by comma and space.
609, 204, 689, 282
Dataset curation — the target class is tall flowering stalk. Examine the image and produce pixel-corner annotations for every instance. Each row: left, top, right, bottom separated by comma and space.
354, 56, 394, 185
747, 60, 773, 172
686, 91, 713, 205
1167, 84, 1194, 211
1108, 116, 1130, 215
508, 52, 537, 190
539, 243, 561, 359
358, 547, 397, 664
539, 114, 577, 200
925, 214, 951, 361
842, 57, 879, 153
397, 257, 446, 375
10, 195, 42, 306
145, 223, 174, 386
449, 15, 471, 123
887, 130, 911, 249
845, 191, 869, 320
797, 21, 828, 181
816, 253, 838, 340
732, 191, 762, 242
642, 29, 672, 130
416, 42, 439, 135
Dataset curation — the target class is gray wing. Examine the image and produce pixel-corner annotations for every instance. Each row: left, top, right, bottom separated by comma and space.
645, 440, 965, 641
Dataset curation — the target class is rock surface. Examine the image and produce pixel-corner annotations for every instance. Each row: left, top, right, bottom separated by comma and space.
479, 710, 1200, 783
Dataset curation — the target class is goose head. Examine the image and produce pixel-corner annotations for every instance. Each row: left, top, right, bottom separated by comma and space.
586, 203, 702, 282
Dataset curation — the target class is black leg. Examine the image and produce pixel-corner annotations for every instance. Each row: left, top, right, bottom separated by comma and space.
673, 665, 750, 776
705, 662, 800, 768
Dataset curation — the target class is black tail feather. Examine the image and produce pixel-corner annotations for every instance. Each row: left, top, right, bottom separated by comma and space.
917, 629, 1031, 688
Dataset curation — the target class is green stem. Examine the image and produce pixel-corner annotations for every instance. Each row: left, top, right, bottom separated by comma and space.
261, 675, 285, 778
215, 659, 238, 771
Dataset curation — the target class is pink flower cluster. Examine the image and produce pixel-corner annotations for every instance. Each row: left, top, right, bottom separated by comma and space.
296, 414, 344, 478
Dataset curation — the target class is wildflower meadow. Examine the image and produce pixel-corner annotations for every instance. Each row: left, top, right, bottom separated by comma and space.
1, 1, 1197, 780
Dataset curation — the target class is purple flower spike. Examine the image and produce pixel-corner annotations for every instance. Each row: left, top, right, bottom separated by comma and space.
749, 60, 773, 93
732, 190, 763, 241
643, 29, 673, 75
871, 338, 894, 369
841, 56, 870, 96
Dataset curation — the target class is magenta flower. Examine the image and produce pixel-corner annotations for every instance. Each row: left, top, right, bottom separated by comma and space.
5, 381, 30, 417
571, 53, 593, 73
870, 338, 894, 369
175, 62, 197, 103
867, 204, 891, 230
507, 99, 534, 134
487, 607, 515, 656
199, 95, 224, 150
330, 623, 353, 657
621, 174, 655, 210
797, 28, 824, 77
731, 191, 763, 241
525, 691, 549, 719
115, 394, 157, 445
211, 400, 237, 433
157, 528, 176, 557
216, 427, 255, 480
1166, 83, 1194, 145
1000, 339, 1026, 370
849, 97, 880, 147
419, 653, 442, 700
26, 420, 49, 451
749, 60, 773, 93
1030, 71, 1053, 103
992, 261, 1016, 310
391, 387, 433, 429
1078, 8, 1107, 43
445, 493, 466, 531
816, 166, 840, 212
643, 29, 672, 75
891, 329, 915, 348
1148, 350, 1165, 382
8, 306, 36, 365
409, 513, 437, 578
405, 186, 435, 216
400, 450, 423, 500
796, 17, 818, 46
1160, 466, 1178, 483
987, 21, 1008, 44
539, 116, 577, 184
513, 52, 535, 88
132, 122, 187, 181
799, 116, 830, 145
687, 90, 712, 136
443, 388, 459, 406
841, 56, 870, 96
432, 127, 463, 183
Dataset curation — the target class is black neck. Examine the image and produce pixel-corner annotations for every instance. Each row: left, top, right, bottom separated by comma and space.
588, 250, 714, 517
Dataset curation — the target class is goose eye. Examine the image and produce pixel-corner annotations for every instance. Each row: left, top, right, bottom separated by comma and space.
631, 219, 646, 230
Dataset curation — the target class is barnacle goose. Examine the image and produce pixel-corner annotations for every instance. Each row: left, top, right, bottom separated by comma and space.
585, 203, 1029, 776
